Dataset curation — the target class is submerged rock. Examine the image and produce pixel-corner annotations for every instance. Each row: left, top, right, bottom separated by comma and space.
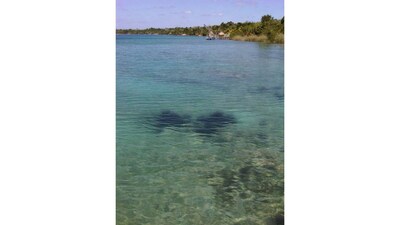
209, 153, 283, 209
266, 214, 284, 225
194, 111, 236, 135
153, 110, 191, 129
213, 168, 242, 205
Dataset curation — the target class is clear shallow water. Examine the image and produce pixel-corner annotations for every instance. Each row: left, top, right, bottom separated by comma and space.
117, 35, 284, 225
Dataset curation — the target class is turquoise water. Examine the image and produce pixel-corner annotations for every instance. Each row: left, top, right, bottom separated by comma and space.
117, 35, 284, 225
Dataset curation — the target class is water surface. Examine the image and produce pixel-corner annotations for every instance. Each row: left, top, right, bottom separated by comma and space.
117, 35, 284, 225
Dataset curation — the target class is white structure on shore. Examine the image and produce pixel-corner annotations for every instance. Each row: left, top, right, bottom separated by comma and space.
218, 31, 230, 39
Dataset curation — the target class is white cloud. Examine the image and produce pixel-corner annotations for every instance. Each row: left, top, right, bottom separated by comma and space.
184, 10, 192, 14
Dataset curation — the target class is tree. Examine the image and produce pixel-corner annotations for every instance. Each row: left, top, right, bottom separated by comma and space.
261, 15, 273, 24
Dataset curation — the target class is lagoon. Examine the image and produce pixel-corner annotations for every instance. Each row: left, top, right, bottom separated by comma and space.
116, 34, 284, 225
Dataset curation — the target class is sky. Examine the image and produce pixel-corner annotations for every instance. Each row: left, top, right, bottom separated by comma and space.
117, 0, 284, 29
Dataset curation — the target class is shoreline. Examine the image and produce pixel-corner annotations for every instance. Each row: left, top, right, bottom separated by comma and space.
116, 14, 284, 44
117, 33, 284, 44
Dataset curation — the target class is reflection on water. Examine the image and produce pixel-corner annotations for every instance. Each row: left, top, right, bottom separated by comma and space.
117, 35, 284, 225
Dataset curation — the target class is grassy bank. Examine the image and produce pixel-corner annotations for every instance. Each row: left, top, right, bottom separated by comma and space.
230, 33, 284, 44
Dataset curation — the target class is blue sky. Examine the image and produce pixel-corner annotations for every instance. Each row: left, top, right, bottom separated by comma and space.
117, 0, 284, 29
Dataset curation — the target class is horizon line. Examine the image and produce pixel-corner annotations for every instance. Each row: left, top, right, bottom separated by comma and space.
116, 16, 284, 30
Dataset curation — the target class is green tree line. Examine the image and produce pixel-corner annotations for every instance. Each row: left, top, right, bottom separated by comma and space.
117, 15, 284, 43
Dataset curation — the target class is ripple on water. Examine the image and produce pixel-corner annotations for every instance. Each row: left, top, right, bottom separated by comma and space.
117, 35, 284, 225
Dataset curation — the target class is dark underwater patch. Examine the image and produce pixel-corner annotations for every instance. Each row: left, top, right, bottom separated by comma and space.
194, 111, 236, 135
274, 88, 284, 100
266, 214, 284, 225
250, 86, 284, 100
255, 86, 270, 93
153, 110, 191, 129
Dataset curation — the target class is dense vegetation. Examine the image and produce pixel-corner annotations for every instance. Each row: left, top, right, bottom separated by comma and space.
117, 15, 284, 43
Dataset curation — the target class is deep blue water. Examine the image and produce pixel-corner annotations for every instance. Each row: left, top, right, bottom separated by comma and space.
117, 34, 284, 225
